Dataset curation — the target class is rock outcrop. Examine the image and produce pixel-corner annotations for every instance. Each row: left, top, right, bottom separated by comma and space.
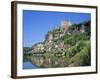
30, 20, 90, 54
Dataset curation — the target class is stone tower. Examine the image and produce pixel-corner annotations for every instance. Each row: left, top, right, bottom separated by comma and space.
60, 20, 72, 31
80, 24, 85, 33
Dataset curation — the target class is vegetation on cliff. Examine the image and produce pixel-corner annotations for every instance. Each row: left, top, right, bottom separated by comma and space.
23, 20, 91, 68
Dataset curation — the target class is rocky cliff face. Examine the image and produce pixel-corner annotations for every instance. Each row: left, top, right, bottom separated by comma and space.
30, 20, 90, 54
24, 20, 91, 68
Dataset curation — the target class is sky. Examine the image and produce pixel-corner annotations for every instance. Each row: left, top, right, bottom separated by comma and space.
23, 10, 91, 47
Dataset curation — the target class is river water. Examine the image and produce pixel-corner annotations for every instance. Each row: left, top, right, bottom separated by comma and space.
23, 61, 38, 69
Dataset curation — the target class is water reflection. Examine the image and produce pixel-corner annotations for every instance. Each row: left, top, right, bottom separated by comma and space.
30, 53, 69, 68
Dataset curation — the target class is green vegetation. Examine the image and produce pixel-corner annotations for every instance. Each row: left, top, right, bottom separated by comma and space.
23, 47, 32, 54
23, 20, 91, 68
66, 40, 90, 66
23, 47, 32, 62
41, 33, 91, 67
63, 32, 90, 46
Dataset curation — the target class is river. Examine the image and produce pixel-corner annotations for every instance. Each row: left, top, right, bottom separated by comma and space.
23, 61, 38, 69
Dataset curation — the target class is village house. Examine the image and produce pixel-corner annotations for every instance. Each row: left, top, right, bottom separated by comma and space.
32, 43, 44, 52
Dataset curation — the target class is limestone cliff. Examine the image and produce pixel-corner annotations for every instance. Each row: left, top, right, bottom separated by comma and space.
30, 20, 90, 54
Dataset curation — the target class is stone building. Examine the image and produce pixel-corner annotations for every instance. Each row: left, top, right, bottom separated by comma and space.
60, 20, 72, 32
52, 29, 64, 40
80, 24, 85, 33
45, 32, 53, 43
32, 43, 44, 52
44, 42, 53, 51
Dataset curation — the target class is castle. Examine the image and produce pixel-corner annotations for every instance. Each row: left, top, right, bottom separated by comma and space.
46, 20, 72, 42
60, 20, 72, 31
31, 20, 90, 53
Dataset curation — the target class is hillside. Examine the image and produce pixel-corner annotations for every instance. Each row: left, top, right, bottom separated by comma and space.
24, 20, 91, 68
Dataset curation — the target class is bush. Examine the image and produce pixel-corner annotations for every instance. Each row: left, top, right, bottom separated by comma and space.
69, 40, 91, 66
63, 32, 90, 46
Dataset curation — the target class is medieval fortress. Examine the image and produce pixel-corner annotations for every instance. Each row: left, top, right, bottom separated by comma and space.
46, 20, 72, 42
31, 20, 88, 53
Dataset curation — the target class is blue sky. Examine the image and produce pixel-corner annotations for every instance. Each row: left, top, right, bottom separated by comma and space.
23, 10, 91, 47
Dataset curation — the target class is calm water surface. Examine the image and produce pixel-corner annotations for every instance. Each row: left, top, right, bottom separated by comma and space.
23, 61, 38, 69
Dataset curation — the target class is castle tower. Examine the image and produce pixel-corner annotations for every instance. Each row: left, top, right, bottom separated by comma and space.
60, 20, 72, 31
80, 24, 85, 33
